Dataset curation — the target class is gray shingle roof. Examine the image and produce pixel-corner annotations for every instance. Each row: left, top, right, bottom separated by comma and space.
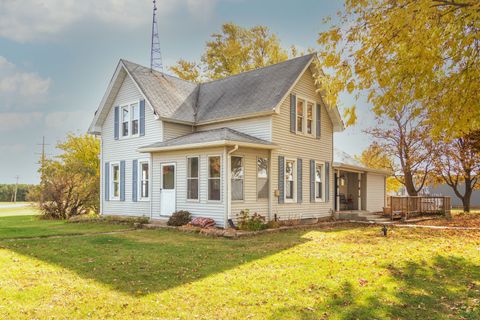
139, 128, 274, 152
122, 54, 316, 124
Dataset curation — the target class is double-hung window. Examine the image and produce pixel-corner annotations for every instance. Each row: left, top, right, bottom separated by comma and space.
257, 157, 269, 199
111, 162, 120, 200
121, 107, 129, 137
120, 102, 139, 138
139, 160, 149, 200
208, 156, 221, 201
187, 157, 199, 200
231, 156, 244, 201
306, 102, 314, 135
285, 159, 296, 201
296, 99, 304, 133
315, 162, 324, 201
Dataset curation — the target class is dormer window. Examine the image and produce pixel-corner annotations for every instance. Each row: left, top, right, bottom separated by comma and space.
120, 102, 139, 138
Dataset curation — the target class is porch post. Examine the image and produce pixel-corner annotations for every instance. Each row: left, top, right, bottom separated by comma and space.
335, 170, 340, 212
268, 149, 273, 222
224, 147, 230, 228
358, 173, 362, 211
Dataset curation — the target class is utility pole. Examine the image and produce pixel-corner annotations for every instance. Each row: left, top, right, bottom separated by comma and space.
12, 175, 19, 203
36, 136, 49, 204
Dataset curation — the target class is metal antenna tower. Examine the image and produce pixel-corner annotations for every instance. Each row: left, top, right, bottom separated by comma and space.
150, 0, 164, 73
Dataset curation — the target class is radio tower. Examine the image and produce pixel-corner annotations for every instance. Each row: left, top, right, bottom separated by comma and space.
150, 0, 164, 73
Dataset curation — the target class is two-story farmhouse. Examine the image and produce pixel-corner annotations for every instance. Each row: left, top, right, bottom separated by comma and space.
88, 54, 389, 227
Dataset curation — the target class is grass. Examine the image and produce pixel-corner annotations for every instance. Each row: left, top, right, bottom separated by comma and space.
0, 207, 132, 239
0, 211, 479, 319
413, 210, 480, 228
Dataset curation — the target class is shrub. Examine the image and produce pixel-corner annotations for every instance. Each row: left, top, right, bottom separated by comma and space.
68, 215, 149, 226
237, 209, 267, 231
167, 210, 192, 226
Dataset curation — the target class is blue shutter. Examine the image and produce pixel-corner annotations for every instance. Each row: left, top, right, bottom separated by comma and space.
120, 160, 125, 201
104, 162, 110, 201
316, 104, 321, 139
297, 158, 302, 203
132, 160, 138, 202
310, 160, 315, 203
290, 94, 296, 133
139, 100, 145, 137
325, 161, 330, 202
114, 106, 119, 140
278, 156, 285, 204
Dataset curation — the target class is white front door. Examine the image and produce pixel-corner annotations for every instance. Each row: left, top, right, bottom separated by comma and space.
160, 163, 176, 216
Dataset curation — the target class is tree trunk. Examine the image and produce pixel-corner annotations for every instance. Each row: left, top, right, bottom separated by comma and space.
403, 171, 418, 196
463, 181, 473, 213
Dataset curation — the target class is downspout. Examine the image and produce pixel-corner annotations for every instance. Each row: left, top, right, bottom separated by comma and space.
226, 144, 239, 228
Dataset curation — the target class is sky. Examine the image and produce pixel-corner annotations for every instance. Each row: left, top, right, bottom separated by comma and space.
0, 0, 376, 184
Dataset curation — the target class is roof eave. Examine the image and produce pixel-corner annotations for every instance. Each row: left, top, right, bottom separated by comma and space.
333, 162, 391, 175
138, 140, 277, 153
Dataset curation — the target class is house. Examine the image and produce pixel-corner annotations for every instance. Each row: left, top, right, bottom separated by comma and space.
88, 54, 389, 227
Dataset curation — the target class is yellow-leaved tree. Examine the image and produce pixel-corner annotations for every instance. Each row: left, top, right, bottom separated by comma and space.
170, 23, 299, 82
317, 0, 480, 137
355, 143, 402, 194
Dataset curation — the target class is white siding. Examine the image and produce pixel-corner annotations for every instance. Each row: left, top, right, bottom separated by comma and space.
163, 122, 194, 141
271, 68, 335, 220
366, 173, 386, 212
151, 147, 227, 226
230, 147, 270, 222
101, 74, 163, 217
198, 116, 272, 141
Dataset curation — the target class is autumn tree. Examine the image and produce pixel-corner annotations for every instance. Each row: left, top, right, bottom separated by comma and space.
170, 23, 293, 82
367, 107, 433, 196
33, 133, 100, 219
317, 0, 480, 137
355, 143, 402, 194
433, 134, 480, 212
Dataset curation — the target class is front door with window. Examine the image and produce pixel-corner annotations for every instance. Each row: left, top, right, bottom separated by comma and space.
160, 163, 176, 216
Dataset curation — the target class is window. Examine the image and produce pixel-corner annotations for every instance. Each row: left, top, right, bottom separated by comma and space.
121, 107, 129, 137
315, 162, 324, 200
111, 163, 120, 200
296, 99, 304, 133
285, 159, 296, 201
131, 103, 139, 136
187, 157, 199, 200
208, 156, 221, 201
306, 102, 314, 135
139, 160, 149, 200
257, 157, 269, 199
120, 102, 140, 138
231, 156, 244, 201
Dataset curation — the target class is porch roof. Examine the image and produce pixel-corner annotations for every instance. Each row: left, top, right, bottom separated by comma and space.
333, 162, 391, 176
138, 128, 276, 153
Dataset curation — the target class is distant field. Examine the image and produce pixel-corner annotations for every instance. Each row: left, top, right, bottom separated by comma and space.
0, 205, 38, 217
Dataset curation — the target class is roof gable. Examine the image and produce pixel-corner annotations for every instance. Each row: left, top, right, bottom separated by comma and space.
89, 54, 344, 134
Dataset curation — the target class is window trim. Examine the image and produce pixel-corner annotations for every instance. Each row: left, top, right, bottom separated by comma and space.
138, 158, 150, 201
315, 161, 326, 202
256, 156, 269, 200
284, 158, 297, 203
295, 95, 317, 137
119, 100, 140, 139
186, 156, 200, 202
231, 155, 245, 202
207, 155, 222, 202
110, 161, 121, 201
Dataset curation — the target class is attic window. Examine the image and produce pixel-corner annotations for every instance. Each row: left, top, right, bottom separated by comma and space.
120, 102, 139, 138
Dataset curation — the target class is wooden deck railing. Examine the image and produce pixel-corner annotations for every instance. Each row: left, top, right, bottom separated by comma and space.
385, 196, 451, 220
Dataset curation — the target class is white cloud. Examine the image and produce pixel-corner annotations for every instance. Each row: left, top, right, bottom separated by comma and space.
0, 0, 223, 43
0, 112, 43, 132
0, 56, 51, 111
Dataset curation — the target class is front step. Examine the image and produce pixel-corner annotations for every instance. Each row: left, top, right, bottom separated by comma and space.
143, 218, 170, 229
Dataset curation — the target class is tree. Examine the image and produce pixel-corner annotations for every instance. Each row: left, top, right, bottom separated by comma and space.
34, 133, 100, 219
366, 107, 433, 196
317, 0, 480, 137
355, 143, 402, 194
433, 134, 480, 212
170, 23, 291, 81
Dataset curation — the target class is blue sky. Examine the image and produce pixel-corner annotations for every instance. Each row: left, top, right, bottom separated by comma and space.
0, 0, 375, 184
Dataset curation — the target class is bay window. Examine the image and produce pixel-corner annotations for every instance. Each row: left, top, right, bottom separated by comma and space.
187, 157, 199, 200
231, 156, 244, 201
208, 156, 221, 201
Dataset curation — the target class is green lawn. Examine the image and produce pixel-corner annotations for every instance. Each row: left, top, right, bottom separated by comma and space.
0, 213, 479, 319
